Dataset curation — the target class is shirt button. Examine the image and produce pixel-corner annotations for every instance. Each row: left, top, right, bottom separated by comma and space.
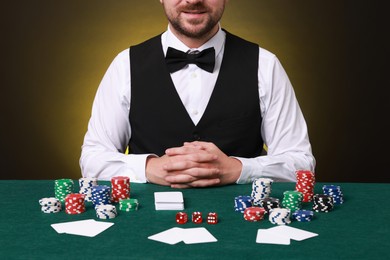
192, 110, 199, 116
191, 73, 197, 78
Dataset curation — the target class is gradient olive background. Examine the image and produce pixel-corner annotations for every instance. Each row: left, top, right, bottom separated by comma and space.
1, 1, 388, 182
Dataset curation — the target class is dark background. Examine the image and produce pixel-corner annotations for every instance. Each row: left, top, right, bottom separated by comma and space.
1, 1, 388, 182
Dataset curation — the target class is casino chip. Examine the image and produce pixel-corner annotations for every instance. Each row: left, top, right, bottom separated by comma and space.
292, 210, 314, 222
295, 170, 315, 202
322, 185, 344, 205
119, 198, 139, 211
111, 176, 130, 203
312, 194, 334, 212
79, 177, 97, 202
91, 185, 112, 209
234, 195, 253, 213
54, 179, 74, 202
261, 197, 280, 214
282, 190, 303, 212
65, 193, 86, 214
96, 204, 118, 219
39, 197, 62, 213
243, 207, 265, 222
269, 208, 291, 225
251, 178, 273, 206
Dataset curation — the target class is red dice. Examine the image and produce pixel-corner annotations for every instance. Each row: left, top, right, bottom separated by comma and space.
207, 212, 218, 224
192, 211, 203, 224
176, 212, 188, 224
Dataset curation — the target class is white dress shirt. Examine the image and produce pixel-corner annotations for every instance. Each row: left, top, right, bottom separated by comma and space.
80, 26, 315, 183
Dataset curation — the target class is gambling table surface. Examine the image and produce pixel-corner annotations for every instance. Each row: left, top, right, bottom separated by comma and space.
1, 180, 389, 260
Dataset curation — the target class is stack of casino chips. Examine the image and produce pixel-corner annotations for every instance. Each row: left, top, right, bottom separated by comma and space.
312, 194, 334, 212
269, 208, 291, 225
91, 185, 112, 208
111, 176, 130, 203
39, 197, 62, 213
65, 193, 86, 214
79, 177, 98, 202
95, 204, 118, 219
322, 185, 344, 204
243, 207, 266, 222
119, 198, 139, 211
292, 210, 314, 222
282, 190, 303, 211
251, 178, 273, 206
261, 197, 280, 214
234, 195, 253, 213
295, 170, 315, 202
54, 179, 74, 202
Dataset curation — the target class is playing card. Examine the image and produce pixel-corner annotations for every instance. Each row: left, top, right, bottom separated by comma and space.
267, 226, 318, 241
256, 229, 290, 245
51, 219, 114, 237
148, 227, 184, 245
182, 227, 218, 244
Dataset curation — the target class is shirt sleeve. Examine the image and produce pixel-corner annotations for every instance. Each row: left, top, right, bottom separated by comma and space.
79, 49, 151, 182
235, 48, 316, 183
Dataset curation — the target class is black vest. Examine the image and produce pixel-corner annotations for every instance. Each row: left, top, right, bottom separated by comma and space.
129, 31, 263, 157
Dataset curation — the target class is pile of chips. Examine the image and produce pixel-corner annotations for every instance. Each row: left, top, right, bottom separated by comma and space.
119, 198, 139, 211
251, 178, 273, 206
261, 197, 280, 214
96, 204, 117, 219
91, 185, 112, 208
39, 197, 61, 213
282, 190, 303, 211
312, 194, 334, 212
269, 208, 291, 225
243, 207, 266, 222
111, 176, 130, 203
295, 170, 315, 202
54, 179, 74, 202
292, 209, 314, 222
234, 195, 253, 213
322, 185, 344, 204
65, 193, 86, 214
79, 177, 97, 202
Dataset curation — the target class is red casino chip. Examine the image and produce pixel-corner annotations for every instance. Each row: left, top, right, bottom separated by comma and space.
243, 207, 265, 222
65, 193, 86, 214
111, 176, 131, 203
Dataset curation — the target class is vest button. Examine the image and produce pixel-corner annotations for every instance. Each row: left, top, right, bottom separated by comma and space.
193, 134, 201, 140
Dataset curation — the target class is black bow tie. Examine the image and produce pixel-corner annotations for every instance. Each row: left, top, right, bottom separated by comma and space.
165, 47, 215, 73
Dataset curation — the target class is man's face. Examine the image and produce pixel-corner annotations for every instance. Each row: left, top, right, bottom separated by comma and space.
160, 0, 226, 39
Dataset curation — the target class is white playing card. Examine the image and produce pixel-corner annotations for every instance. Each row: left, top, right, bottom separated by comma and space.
148, 227, 184, 245
256, 229, 291, 245
182, 227, 218, 244
267, 226, 318, 241
51, 219, 114, 237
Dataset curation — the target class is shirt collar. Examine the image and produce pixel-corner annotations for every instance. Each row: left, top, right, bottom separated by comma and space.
162, 24, 225, 57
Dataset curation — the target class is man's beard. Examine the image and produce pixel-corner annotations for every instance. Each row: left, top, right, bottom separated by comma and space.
166, 3, 224, 39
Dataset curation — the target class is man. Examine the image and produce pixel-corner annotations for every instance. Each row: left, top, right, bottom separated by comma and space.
80, 0, 315, 188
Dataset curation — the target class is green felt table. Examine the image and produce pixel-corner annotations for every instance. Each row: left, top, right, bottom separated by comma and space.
0, 180, 389, 260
